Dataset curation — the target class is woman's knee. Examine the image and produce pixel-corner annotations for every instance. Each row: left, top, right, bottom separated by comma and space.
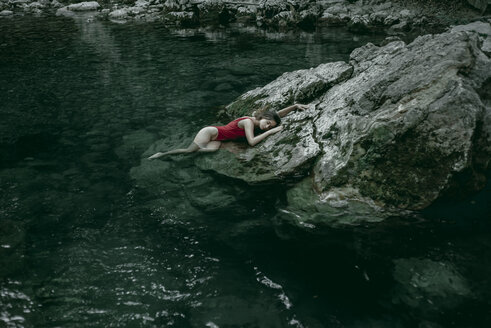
206, 141, 221, 150
186, 143, 200, 152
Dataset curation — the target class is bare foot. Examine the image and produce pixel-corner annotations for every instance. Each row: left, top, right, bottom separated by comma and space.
148, 152, 164, 160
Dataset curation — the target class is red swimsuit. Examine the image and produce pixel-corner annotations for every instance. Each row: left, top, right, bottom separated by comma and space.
212, 117, 249, 141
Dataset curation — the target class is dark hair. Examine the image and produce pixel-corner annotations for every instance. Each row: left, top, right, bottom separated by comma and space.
255, 110, 281, 127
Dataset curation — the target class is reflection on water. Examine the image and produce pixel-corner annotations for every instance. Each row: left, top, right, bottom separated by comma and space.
0, 15, 490, 328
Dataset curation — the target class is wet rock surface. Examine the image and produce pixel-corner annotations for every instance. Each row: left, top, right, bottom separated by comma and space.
198, 23, 491, 213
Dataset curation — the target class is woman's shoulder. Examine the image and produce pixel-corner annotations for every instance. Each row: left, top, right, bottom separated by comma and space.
236, 117, 253, 127
237, 116, 253, 123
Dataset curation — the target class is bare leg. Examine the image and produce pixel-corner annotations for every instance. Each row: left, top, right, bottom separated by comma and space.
197, 141, 221, 153
162, 142, 200, 155
168, 140, 221, 154
148, 142, 199, 159
148, 127, 219, 159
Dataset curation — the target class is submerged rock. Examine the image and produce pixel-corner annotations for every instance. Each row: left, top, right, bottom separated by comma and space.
115, 129, 157, 161
392, 258, 471, 310
205, 23, 491, 215
276, 177, 389, 228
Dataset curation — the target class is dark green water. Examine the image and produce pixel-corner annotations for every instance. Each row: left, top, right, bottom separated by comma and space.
1, 15, 490, 328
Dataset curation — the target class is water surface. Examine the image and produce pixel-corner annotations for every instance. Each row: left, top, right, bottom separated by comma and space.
0, 15, 490, 328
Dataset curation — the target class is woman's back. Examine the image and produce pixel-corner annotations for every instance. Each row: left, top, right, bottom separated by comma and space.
213, 117, 250, 141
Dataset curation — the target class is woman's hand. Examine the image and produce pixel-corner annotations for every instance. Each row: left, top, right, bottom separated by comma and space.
295, 104, 308, 110
278, 104, 309, 118
148, 152, 164, 160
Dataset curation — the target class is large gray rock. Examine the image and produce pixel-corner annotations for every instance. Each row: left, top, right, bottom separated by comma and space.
196, 62, 353, 183
313, 28, 490, 210
204, 23, 491, 213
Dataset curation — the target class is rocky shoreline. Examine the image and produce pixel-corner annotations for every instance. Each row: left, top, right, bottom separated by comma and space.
0, 0, 489, 34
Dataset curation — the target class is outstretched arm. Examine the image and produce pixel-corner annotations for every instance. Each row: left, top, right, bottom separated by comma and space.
277, 103, 308, 118
243, 119, 283, 147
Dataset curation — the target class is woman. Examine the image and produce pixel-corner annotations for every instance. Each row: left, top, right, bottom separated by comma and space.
148, 103, 308, 159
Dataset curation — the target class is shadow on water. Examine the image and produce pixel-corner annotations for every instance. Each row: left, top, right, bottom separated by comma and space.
1, 14, 490, 328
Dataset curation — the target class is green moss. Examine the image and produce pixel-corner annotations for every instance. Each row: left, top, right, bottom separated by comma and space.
322, 123, 339, 140
284, 90, 295, 106
296, 81, 327, 103
226, 94, 267, 118
371, 125, 394, 144
352, 129, 457, 209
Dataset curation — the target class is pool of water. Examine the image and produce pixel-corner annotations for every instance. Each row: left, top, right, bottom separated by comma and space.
1, 15, 490, 328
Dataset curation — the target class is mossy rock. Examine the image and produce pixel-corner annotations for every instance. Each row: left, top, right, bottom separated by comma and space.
225, 93, 267, 119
